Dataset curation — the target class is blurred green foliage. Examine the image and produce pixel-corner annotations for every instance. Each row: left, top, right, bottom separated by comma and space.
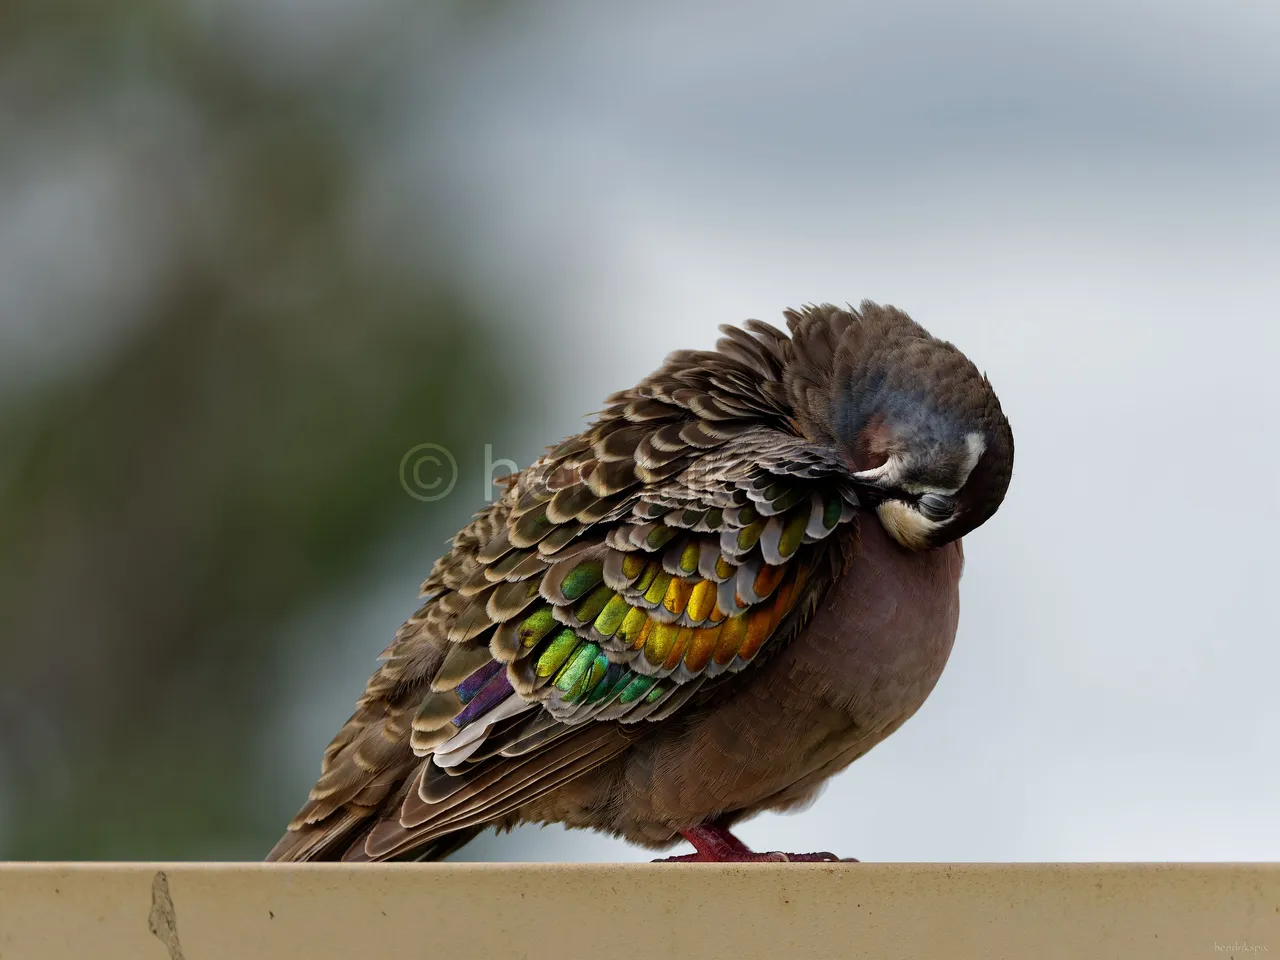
0, 1, 527, 857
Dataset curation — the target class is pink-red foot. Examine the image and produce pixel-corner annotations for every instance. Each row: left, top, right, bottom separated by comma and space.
654, 823, 859, 863
656, 850, 855, 862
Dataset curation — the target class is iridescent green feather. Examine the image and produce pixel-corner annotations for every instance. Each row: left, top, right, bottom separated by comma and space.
618, 674, 657, 704
574, 583, 614, 623
518, 607, 559, 648
643, 571, 673, 605
593, 595, 631, 636
586, 663, 630, 704
634, 562, 660, 594
554, 643, 600, 699
560, 560, 604, 601
646, 526, 676, 549
559, 649, 609, 704
778, 509, 810, 559
823, 496, 843, 529
536, 628, 582, 679
737, 519, 766, 552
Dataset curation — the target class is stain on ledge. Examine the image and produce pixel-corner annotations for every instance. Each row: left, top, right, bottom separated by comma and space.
148, 870, 185, 960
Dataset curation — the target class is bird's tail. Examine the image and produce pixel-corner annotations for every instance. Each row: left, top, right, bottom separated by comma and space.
266, 819, 484, 863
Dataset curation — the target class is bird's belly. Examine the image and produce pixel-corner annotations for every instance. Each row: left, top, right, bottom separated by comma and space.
612, 523, 964, 842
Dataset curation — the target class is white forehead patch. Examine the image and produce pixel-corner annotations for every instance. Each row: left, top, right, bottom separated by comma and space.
858, 431, 987, 497
852, 453, 911, 488
959, 431, 986, 486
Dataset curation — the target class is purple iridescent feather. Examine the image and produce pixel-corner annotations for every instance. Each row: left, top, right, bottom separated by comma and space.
452, 668, 514, 727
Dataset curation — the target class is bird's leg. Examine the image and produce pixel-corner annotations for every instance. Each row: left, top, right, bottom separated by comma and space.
654, 823, 857, 863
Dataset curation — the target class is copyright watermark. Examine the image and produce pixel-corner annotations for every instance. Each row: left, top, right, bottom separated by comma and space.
398, 441, 782, 505
400, 443, 520, 504
399, 443, 460, 502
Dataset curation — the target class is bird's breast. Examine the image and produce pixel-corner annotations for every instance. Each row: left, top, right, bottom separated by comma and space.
796, 515, 964, 722
623, 516, 964, 827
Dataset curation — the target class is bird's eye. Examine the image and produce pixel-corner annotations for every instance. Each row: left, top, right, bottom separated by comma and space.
917, 493, 955, 522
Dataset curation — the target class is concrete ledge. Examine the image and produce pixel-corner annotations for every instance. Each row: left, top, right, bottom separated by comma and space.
0, 863, 1277, 959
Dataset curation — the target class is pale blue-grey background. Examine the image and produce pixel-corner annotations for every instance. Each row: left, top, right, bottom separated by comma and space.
3, 0, 1277, 861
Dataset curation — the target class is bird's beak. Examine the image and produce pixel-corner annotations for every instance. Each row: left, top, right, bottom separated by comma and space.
849, 477, 889, 507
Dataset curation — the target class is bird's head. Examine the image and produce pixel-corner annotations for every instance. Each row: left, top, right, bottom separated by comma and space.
820, 304, 1014, 550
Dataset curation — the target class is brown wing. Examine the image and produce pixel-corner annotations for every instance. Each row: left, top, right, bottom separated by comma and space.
268, 323, 861, 862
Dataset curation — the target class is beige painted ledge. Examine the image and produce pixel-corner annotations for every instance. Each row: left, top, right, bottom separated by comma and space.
0, 863, 1277, 960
